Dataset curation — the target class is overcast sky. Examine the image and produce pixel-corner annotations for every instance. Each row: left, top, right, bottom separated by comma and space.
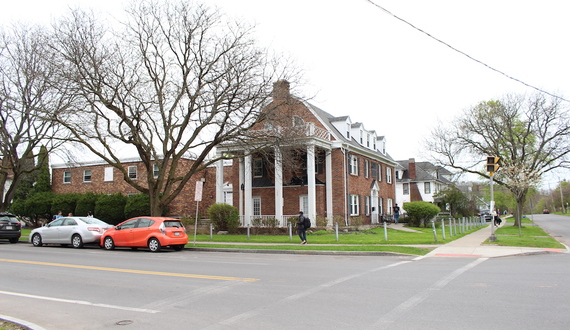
2, 0, 570, 185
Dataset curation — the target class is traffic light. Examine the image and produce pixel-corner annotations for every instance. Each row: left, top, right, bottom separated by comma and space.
486, 156, 500, 175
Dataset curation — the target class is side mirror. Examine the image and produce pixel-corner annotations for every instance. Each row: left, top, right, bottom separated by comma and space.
115, 225, 121, 230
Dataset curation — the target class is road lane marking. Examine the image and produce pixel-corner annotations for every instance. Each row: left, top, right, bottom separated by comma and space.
205, 260, 413, 328
371, 258, 488, 327
0, 258, 259, 282
0, 290, 159, 314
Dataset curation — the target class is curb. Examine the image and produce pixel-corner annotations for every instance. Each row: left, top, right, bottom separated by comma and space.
185, 247, 415, 257
0, 314, 47, 330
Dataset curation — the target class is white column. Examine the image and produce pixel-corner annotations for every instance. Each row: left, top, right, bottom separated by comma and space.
244, 154, 253, 226
325, 149, 333, 225
215, 159, 224, 203
238, 158, 244, 218
274, 147, 284, 224
307, 145, 316, 225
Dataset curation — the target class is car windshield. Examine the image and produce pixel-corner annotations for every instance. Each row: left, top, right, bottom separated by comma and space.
163, 220, 183, 228
77, 217, 110, 226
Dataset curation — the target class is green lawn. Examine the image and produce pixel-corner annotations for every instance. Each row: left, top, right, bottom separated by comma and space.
485, 218, 565, 249
19, 219, 565, 255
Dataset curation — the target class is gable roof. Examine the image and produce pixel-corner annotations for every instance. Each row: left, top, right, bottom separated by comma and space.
396, 159, 452, 184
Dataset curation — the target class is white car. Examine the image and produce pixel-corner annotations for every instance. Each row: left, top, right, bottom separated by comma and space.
30, 216, 113, 248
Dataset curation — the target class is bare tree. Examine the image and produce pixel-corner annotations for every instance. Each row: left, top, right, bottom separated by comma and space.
426, 93, 570, 226
0, 24, 69, 212
50, 1, 298, 216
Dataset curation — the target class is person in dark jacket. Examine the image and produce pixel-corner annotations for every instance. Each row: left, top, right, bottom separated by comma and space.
297, 211, 307, 244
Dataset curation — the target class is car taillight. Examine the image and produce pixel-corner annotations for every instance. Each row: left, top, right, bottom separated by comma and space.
88, 227, 103, 233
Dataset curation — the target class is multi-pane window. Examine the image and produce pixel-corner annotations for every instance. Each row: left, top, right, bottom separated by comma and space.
365, 196, 370, 215
364, 159, 369, 178
63, 171, 71, 183
300, 195, 309, 215
253, 158, 263, 177
424, 182, 431, 194
128, 166, 137, 179
350, 194, 359, 215
371, 163, 377, 178
253, 196, 261, 216
153, 163, 159, 178
350, 156, 358, 175
378, 198, 383, 215
386, 167, 392, 183
403, 183, 410, 195
83, 169, 92, 182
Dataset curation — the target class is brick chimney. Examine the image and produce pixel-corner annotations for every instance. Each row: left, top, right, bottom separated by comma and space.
272, 80, 290, 99
408, 158, 416, 179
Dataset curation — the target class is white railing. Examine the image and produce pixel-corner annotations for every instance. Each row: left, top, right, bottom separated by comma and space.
239, 215, 298, 228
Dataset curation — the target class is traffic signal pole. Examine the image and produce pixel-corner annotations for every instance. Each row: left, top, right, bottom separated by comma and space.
486, 156, 500, 242
489, 173, 496, 242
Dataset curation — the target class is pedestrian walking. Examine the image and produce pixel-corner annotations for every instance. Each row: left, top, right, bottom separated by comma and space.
393, 204, 400, 224
297, 211, 307, 244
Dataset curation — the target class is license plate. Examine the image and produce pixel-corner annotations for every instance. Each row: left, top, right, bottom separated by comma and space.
6, 226, 12, 230
174, 232, 180, 236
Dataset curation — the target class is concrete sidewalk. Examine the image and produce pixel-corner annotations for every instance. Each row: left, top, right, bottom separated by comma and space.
424, 223, 567, 258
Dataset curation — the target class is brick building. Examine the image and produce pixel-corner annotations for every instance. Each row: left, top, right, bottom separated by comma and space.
51, 81, 398, 226
51, 157, 225, 217
214, 80, 398, 227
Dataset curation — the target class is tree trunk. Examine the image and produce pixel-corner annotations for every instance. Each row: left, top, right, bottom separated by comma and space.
513, 194, 526, 227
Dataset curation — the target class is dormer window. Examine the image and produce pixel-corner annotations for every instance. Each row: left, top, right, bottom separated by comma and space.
367, 134, 370, 148
360, 130, 363, 144
346, 123, 350, 139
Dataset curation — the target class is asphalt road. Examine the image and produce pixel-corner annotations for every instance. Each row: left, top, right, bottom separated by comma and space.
1, 215, 569, 329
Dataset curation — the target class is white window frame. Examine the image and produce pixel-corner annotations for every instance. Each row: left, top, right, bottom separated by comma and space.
425, 182, 431, 194
153, 163, 159, 179
387, 198, 394, 215
386, 167, 392, 183
378, 197, 383, 215
63, 171, 71, 184
253, 196, 261, 216
253, 158, 263, 178
403, 183, 410, 195
128, 165, 137, 179
350, 194, 359, 216
300, 195, 309, 215
83, 169, 92, 183
104, 167, 113, 182
364, 159, 369, 178
350, 156, 358, 175
365, 196, 370, 215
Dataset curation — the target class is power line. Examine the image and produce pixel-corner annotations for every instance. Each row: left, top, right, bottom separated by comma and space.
365, 0, 570, 103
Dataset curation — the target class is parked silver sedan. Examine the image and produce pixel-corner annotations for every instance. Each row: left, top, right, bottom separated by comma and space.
30, 217, 113, 248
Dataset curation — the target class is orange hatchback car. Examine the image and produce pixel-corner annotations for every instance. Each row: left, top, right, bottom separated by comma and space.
101, 217, 188, 252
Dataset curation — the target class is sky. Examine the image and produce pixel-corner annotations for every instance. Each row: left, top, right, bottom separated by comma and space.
2, 0, 570, 185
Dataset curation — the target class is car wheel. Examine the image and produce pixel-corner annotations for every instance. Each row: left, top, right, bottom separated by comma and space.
72, 234, 84, 248
103, 237, 115, 250
172, 244, 184, 251
148, 237, 161, 252
9, 237, 19, 244
32, 233, 43, 247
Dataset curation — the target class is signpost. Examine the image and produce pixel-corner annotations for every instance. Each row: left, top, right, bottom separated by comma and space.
193, 180, 204, 246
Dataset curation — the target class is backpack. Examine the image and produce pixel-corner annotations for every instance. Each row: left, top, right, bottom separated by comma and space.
303, 217, 311, 229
